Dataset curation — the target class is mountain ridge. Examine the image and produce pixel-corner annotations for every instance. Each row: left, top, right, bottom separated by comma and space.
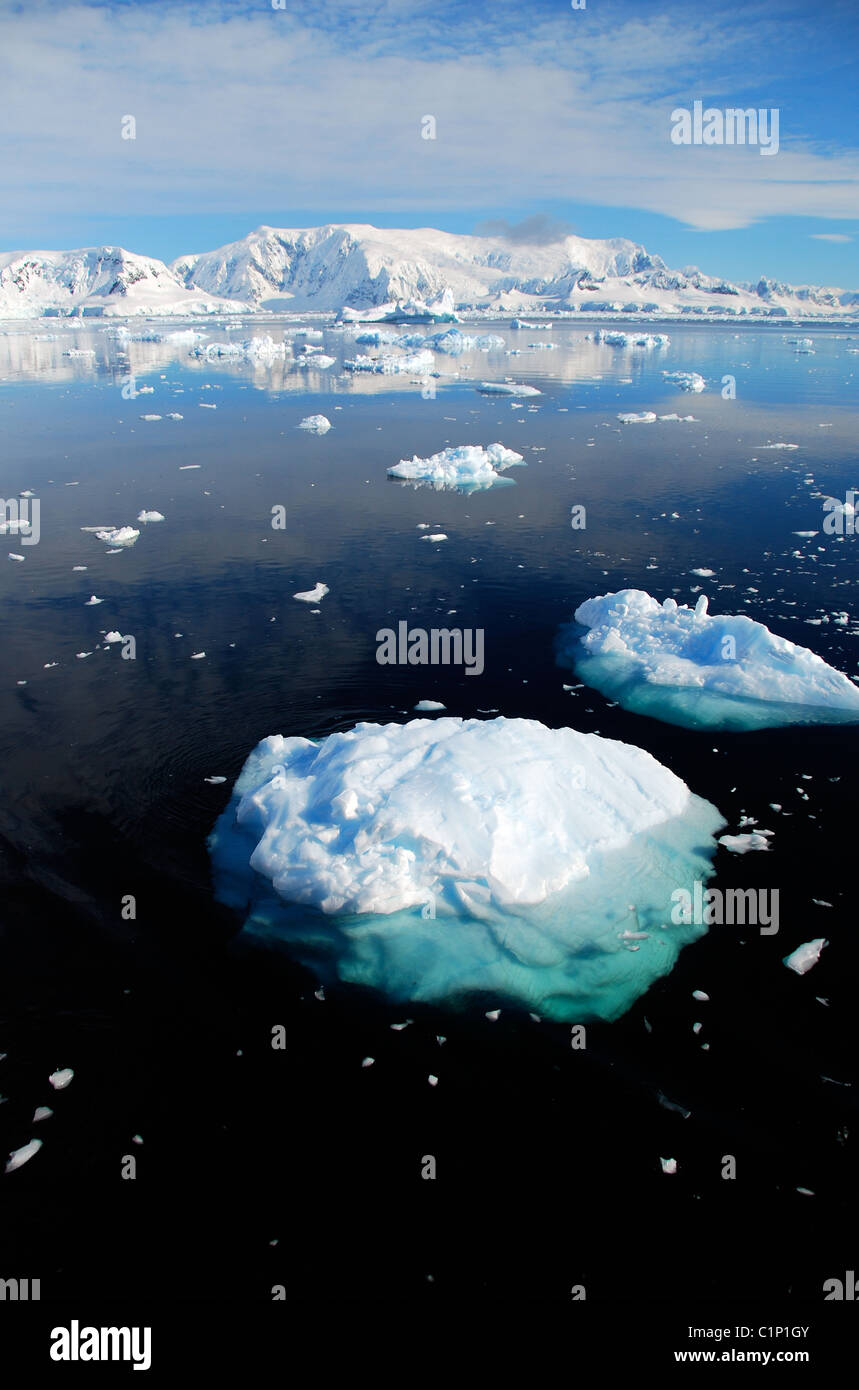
0, 224, 854, 321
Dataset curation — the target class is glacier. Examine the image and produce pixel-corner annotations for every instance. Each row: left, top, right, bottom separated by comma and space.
387, 443, 525, 491
559, 589, 859, 731
208, 716, 725, 1021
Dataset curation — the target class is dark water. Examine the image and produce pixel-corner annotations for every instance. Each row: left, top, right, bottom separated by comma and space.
0, 320, 857, 1312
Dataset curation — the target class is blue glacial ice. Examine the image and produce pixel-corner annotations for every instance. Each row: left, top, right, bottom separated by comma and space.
208, 716, 725, 1021
559, 589, 859, 731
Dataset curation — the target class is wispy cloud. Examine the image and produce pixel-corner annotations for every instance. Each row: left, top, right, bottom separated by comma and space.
0, 0, 857, 243
810, 233, 852, 242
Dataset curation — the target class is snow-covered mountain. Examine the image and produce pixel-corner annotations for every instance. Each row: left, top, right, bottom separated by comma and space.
0, 225, 854, 321
0, 246, 247, 319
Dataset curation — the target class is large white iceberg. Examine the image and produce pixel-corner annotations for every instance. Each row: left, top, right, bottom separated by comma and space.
209, 716, 724, 1021
387, 442, 525, 491
560, 589, 859, 730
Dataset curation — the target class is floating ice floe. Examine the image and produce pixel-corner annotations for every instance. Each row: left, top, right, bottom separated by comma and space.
137, 511, 165, 523
49, 1067, 74, 1090
296, 353, 336, 368
208, 716, 725, 1022
104, 631, 124, 644
719, 831, 773, 854
784, 939, 826, 974
618, 412, 657, 424
588, 330, 670, 348
388, 442, 525, 492
5, 1138, 42, 1173
293, 582, 329, 603
414, 700, 447, 711
344, 349, 435, 374
662, 371, 705, 392
477, 381, 541, 396
194, 336, 286, 361
660, 1157, 678, 1174
139, 414, 162, 422
298, 415, 331, 433
8, 553, 24, 562
559, 589, 859, 731
85, 595, 104, 606
94, 526, 139, 547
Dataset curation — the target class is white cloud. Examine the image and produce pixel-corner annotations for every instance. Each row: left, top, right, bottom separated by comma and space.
0, 0, 857, 241
810, 233, 852, 243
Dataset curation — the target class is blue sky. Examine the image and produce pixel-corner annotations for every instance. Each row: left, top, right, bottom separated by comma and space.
0, 0, 857, 287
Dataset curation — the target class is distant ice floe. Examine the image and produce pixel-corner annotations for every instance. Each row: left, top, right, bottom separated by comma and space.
784, 939, 827, 975
618, 412, 657, 423
662, 370, 706, 392
293, 582, 329, 603
559, 589, 859, 731
344, 349, 435, 374
588, 330, 670, 348
94, 526, 139, 547
208, 716, 725, 1022
387, 442, 525, 491
414, 700, 446, 711
193, 335, 287, 361
298, 415, 331, 433
137, 510, 165, 523
477, 381, 541, 396
296, 353, 336, 368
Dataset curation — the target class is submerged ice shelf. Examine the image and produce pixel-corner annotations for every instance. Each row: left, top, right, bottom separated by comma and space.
209, 716, 725, 1021
559, 589, 859, 731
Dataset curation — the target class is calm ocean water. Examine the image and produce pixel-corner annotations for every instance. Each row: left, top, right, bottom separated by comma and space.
0, 319, 856, 1303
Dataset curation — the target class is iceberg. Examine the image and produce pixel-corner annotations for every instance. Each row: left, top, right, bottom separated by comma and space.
298, 415, 331, 433
618, 412, 657, 424
560, 589, 859, 731
344, 349, 435, 374
662, 370, 706, 392
387, 442, 525, 491
588, 330, 670, 348
208, 716, 725, 1022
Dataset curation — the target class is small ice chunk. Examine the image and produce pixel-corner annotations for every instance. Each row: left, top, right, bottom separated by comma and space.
33, 1106, 53, 1122
784, 938, 827, 975
617, 412, 657, 423
719, 832, 772, 854
477, 381, 541, 396
660, 1157, 678, 1174
5, 1138, 42, 1173
85, 595, 104, 606
95, 526, 139, 547
104, 631, 124, 643
298, 415, 331, 433
190, 651, 206, 659
137, 511, 165, 523
139, 414, 162, 422
692, 989, 709, 1002
420, 533, 448, 542
414, 700, 446, 711
205, 776, 227, 784
49, 1067, 74, 1090
293, 582, 329, 603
